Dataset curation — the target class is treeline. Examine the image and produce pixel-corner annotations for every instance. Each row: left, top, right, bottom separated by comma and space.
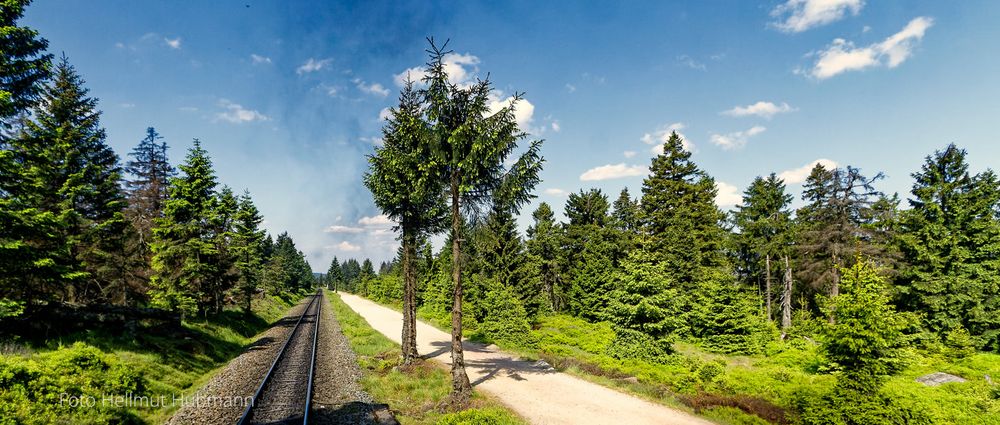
354, 39, 1000, 414
0, 1, 313, 320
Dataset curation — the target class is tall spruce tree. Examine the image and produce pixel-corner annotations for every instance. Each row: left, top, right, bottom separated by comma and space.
640, 132, 728, 290
326, 256, 343, 291
733, 174, 794, 323
233, 190, 264, 314
562, 189, 617, 320
526, 202, 565, 312
422, 39, 542, 401
13, 56, 125, 304
149, 140, 218, 317
0, 0, 51, 130
365, 79, 446, 364
897, 145, 1000, 350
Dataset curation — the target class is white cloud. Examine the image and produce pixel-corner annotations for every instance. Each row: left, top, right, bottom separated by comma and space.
641, 122, 693, 153
488, 94, 536, 132
358, 214, 393, 226
544, 188, 569, 196
715, 181, 743, 208
250, 54, 271, 64
319, 84, 339, 97
378, 107, 392, 121
215, 99, 269, 123
623, 150, 637, 158
297, 57, 332, 75
354, 78, 390, 97
722, 101, 796, 119
771, 0, 864, 33
677, 55, 707, 71
565, 83, 576, 93
164, 37, 182, 49
809, 17, 934, 79
551, 120, 561, 132
330, 241, 361, 252
120, 103, 136, 109
710, 125, 766, 150
580, 163, 648, 181
324, 225, 364, 234
778, 158, 839, 184
393, 52, 480, 88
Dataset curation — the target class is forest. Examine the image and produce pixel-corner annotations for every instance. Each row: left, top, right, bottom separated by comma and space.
340, 40, 1000, 424
2, 0, 999, 423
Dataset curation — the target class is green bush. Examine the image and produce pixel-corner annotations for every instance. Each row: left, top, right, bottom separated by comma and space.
945, 327, 978, 359
434, 407, 523, 425
794, 386, 931, 425
606, 328, 672, 363
476, 284, 538, 349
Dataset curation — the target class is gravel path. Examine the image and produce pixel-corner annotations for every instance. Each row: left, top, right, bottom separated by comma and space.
166, 297, 312, 425
338, 292, 716, 425
310, 291, 397, 425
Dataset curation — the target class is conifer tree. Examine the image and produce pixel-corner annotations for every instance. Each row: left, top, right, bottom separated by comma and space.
640, 132, 728, 290
326, 256, 343, 291
149, 140, 218, 317
897, 145, 1000, 350
561, 189, 617, 320
233, 190, 264, 314
526, 202, 565, 312
422, 39, 542, 401
733, 173, 793, 323
0, 0, 51, 129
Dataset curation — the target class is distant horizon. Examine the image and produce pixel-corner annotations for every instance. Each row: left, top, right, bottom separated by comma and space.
23, 1, 1000, 271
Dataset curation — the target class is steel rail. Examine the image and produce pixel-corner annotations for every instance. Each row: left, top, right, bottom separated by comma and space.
236, 291, 321, 425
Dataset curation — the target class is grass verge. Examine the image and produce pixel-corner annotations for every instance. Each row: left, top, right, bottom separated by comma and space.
0, 292, 304, 424
326, 291, 525, 425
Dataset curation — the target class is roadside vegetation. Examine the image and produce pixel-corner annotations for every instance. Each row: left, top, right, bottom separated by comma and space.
328, 291, 525, 425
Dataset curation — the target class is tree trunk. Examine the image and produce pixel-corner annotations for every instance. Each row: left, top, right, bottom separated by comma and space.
765, 254, 772, 321
781, 255, 792, 336
449, 176, 472, 403
829, 254, 840, 324
401, 231, 419, 365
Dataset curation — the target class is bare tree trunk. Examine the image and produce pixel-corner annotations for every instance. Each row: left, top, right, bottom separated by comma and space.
829, 254, 840, 324
765, 254, 772, 321
781, 255, 792, 337
449, 176, 472, 403
401, 231, 419, 365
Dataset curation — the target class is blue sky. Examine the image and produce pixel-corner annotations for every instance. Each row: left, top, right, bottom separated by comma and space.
22, 1, 1000, 270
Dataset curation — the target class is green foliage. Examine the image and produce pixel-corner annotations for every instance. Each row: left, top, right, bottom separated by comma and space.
526, 202, 565, 313
896, 144, 1000, 351
607, 248, 685, 340
471, 208, 541, 318
605, 328, 672, 363
0, 0, 52, 125
822, 260, 912, 393
794, 385, 931, 425
434, 407, 523, 425
945, 327, 978, 359
475, 282, 537, 349
698, 277, 777, 355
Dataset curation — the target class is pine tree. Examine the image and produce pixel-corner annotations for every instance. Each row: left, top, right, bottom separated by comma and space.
561, 189, 617, 320
326, 256, 343, 291
733, 173, 793, 323
471, 207, 540, 318
360, 258, 376, 296
0, 0, 51, 129
364, 79, 446, 364
233, 190, 264, 314
526, 202, 565, 312
10, 56, 126, 304
607, 247, 684, 341
611, 187, 641, 233
896, 144, 1000, 350
640, 132, 728, 290
204, 186, 238, 313
423, 39, 542, 401
149, 140, 218, 317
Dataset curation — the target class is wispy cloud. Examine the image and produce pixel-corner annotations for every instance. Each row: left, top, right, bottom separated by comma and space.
358, 214, 393, 226
641, 122, 693, 153
565, 83, 577, 93
544, 188, 569, 196
778, 158, 839, 184
722, 101, 796, 119
393, 52, 480, 88
710, 126, 766, 150
580, 163, 647, 181
623, 150, 637, 158
324, 225, 364, 234
250, 54, 271, 64
328, 241, 361, 252
215, 99, 269, 123
297, 57, 332, 75
164, 37, 182, 49
808, 17, 934, 79
354, 78, 390, 97
770, 0, 864, 33
677, 54, 707, 71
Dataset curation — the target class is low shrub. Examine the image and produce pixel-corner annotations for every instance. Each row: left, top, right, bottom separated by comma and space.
434, 407, 523, 425
605, 328, 672, 363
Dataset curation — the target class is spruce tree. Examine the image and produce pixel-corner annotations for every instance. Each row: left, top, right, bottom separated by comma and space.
422, 40, 542, 401
0, 0, 51, 129
326, 256, 343, 291
149, 140, 218, 317
897, 144, 1000, 350
471, 207, 540, 318
733, 173, 793, 323
640, 132, 728, 290
233, 190, 264, 314
561, 189, 617, 320
526, 202, 565, 312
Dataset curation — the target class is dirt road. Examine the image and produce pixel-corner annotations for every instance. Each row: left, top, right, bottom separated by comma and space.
337, 292, 715, 425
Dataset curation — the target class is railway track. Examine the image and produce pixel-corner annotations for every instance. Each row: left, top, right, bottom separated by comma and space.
238, 291, 323, 425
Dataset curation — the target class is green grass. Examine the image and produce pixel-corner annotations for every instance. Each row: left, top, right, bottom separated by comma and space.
0, 292, 304, 424
327, 291, 526, 425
